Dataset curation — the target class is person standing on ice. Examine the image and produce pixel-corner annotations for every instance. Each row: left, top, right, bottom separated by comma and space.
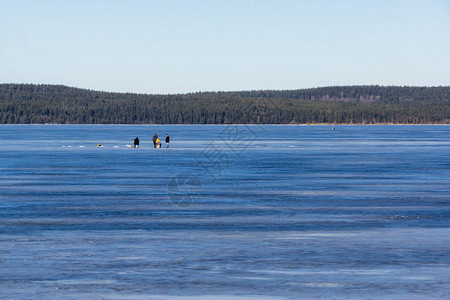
134, 137, 140, 148
152, 133, 158, 148
165, 134, 170, 148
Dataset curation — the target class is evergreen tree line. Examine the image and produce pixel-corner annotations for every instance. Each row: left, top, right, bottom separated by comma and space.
0, 84, 448, 124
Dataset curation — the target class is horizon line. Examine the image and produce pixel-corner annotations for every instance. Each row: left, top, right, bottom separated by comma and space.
1, 82, 449, 96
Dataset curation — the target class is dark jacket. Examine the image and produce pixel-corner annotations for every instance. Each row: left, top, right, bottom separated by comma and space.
166, 135, 170, 143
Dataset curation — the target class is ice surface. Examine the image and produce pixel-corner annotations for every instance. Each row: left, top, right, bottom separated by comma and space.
0, 125, 449, 299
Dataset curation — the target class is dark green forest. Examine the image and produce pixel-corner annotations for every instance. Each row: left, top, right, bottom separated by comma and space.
0, 84, 448, 124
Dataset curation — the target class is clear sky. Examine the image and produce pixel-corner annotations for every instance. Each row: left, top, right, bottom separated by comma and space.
1, 0, 449, 94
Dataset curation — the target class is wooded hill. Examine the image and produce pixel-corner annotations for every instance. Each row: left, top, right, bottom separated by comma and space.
0, 84, 448, 124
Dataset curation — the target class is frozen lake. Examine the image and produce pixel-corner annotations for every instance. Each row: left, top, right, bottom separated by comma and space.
0, 125, 449, 299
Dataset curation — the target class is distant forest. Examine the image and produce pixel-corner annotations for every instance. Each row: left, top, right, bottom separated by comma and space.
0, 84, 449, 124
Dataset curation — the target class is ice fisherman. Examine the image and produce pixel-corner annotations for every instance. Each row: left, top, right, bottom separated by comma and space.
152, 133, 158, 148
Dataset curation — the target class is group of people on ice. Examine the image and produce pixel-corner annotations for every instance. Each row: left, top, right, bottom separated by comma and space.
133, 133, 169, 148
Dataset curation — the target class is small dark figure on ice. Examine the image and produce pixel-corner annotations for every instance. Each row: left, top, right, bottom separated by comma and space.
134, 137, 140, 148
165, 134, 170, 148
153, 133, 158, 148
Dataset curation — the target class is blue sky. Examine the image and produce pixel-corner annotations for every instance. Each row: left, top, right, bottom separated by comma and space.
1, 0, 449, 94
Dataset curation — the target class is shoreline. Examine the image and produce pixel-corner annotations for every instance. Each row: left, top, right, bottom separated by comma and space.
1, 123, 449, 126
